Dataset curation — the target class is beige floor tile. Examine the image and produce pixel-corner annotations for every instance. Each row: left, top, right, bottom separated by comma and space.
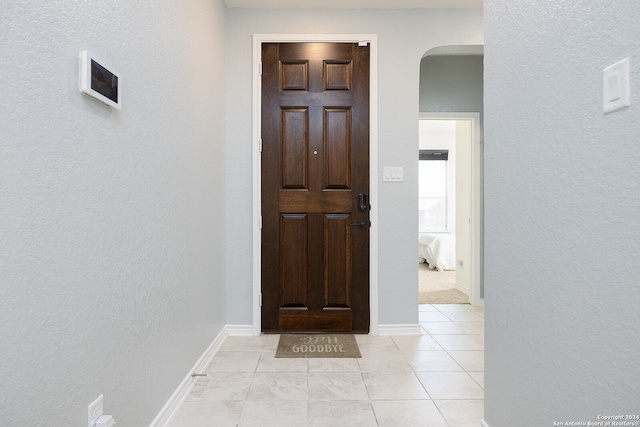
308, 357, 361, 373
170, 400, 243, 427
262, 334, 281, 352
171, 303, 485, 426
432, 334, 485, 351
308, 400, 377, 427
467, 306, 484, 318
416, 372, 484, 400
404, 350, 464, 372
421, 321, 468, 335
256, 351, 309, 373
205, 351, 261, 373
454, 321, 485, 335
220, 335, 267, 352
238, 400, 307, 427
363, 371, 430, 400
185, 372, 254, 401
357, 350, 413, 373
308, 372, 369, 400
472, 334, 484, 344
246, 372, 308, 400
447, 350, 484, 372
372, 400, 449, 427
355, 335, 399, 352
469, 371, 484, 388
432, 304, 474, 312
392, 335, 444, 351
435, 399, 485, 427
419, 311, 451, 322
442, 311, 484, 322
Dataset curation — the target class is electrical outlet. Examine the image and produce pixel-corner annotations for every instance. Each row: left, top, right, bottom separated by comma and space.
88, 395, 104, 427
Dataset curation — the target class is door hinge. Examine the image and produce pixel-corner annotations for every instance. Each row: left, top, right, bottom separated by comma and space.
259, 293, 263, 307
259, 137, 263, 153
260, 215, 263, 230
259, 61, 263, 76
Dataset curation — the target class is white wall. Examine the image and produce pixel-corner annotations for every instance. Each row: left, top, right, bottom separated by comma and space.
0, 1, 227, 425
484, 1, 640, 425
419, 55, 483, 114
225, 8, 483, 327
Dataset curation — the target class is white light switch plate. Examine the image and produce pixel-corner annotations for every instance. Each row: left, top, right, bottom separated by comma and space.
603, 57, 630, 114
383, 167, 403, 182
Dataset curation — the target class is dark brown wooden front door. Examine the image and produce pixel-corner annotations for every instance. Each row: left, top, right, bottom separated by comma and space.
261, 42, 370, 333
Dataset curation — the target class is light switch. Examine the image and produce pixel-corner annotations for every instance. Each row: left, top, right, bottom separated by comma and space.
383, 167, 403, 182
603, 57, 630, 114
607, 73, 621, 102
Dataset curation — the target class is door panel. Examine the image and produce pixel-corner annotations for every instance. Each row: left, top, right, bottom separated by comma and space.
324, 214, 351, 307
281, 108, 308, 189
280, 214, 308, 306
324, 108, 351, 189
261, 42, 370, 333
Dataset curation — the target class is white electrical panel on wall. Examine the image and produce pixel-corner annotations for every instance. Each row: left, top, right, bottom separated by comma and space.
79, 51, 121, 109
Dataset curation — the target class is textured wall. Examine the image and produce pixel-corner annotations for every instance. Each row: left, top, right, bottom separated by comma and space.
484, 1, 640, 425
225, 9, 483, 326
0, 1, 227, 425
419, 55, 484, 114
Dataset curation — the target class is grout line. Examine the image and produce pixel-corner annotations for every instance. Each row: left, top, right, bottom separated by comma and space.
171, 309, 483, 426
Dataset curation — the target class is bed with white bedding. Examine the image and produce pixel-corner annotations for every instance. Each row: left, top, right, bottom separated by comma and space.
419, 233, 456, 271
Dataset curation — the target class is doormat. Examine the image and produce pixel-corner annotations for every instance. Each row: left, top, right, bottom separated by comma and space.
275, 334, 361, 358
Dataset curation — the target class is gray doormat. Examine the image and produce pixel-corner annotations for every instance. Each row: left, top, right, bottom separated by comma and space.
275, 334, 361, 358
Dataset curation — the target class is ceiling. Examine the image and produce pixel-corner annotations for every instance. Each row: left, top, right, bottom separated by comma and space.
224, 0, 481, 9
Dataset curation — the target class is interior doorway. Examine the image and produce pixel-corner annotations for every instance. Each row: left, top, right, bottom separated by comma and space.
418, 113, 482, 307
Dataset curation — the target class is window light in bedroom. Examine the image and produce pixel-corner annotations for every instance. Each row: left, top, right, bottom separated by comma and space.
419, 150, 448, 232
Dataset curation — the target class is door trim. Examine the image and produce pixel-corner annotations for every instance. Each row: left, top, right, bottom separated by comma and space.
419, 112, 483, 307
252, 34, 379, 335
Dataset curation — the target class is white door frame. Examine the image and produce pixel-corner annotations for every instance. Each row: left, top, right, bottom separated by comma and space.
252, 34, 380, 335
419, 112, 483, 307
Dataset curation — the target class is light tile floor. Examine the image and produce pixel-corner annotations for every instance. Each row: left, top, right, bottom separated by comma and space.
169, 303, 484, 427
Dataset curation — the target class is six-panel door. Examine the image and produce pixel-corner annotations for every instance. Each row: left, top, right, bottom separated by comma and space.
261, 42, 370, 332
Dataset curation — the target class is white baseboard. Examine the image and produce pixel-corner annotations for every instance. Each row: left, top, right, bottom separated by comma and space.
480, 419, 490, 427
377, 324, 422, 336
149, 325, 231, 427
455, 283, 470, 295
226, 324, 254, 336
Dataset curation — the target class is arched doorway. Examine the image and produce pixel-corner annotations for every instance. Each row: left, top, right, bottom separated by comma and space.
418, 46, 484, 307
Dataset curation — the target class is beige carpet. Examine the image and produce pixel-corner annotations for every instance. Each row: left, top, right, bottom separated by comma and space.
419, 262, 469, 304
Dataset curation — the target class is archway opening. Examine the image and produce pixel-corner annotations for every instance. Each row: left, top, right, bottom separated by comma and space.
417, 45, 484, 308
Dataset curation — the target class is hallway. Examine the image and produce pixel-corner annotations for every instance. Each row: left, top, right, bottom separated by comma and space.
169, 304, 484, 426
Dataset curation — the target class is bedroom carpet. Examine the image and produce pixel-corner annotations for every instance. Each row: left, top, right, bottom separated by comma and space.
419, 262, 470, 304
275, 334, 361, 358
